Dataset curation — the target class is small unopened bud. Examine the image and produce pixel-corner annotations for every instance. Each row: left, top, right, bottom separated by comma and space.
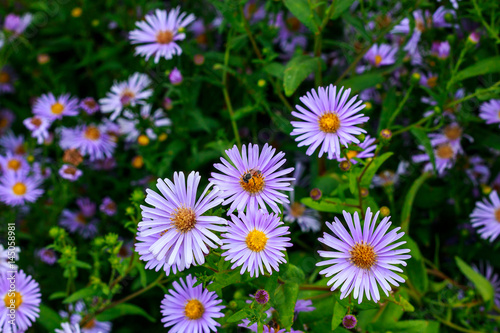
257, 79, 266, 87
380, 129, 392, 140
310, 188, 322, 201
380, 206, 390, 216
71, 7, 82, 18
163, 97, 173, 110
158, 133, 168, 142
360, 188, 369, 197
254, 289, 269, 305
194, 54, 205, 65
169, 67, 183, 85
364, 102, 372, 111
434, 106, 442, 114
481, 184, 492, 195
339, 160, 351, 171
138, 134, 150, 146
132, 156, 143, 169
444, 12, 454, 23
37, 54, 50, 65
342, 315, 357, 329
411, 72, 421, 83
468, 31, 480, 44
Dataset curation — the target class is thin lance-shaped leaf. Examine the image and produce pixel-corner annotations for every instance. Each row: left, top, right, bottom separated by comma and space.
360, 152, 394, 187
331, 300, 347, 330
454, 56, 500, 82
331, 0, 356, 20
283, 55, 320, 96
301, 197, 359, 214
96, 303, 156, 322
38, 304, 62, 331
410, 128, 436, 174
283, 0, 320, 33
400, 172, 432, 233
455, 257, 494, 304
339, 72, 385, 93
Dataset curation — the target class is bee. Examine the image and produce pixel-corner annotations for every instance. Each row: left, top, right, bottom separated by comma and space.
242, 168, 262, 185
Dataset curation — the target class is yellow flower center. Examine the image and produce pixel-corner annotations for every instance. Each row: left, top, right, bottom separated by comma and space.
350, 242, 377, 269
436, 144, 454, 159
495, 208, 500, 223
84, 126, 101, 140
444, 125, 462, 140
427, 77, 438, 88
290, 202, 306, 217
3, 291, 23, 309
156, 30, 174, 44
240, 171, 265, 194
51, 102, 65, 114
246, 229, 268, 252
7, 159, 21, 171
346, 150, 358, 160
0, 72, 10, 84
184, 299, 204, 320
171, 207, 197, 233
318, 113, 341, 133
374, 55, 383, 66
12, 182, 26, 196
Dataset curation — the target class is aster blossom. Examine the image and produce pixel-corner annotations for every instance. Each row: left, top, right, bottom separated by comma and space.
60, 124, 116, 161
221, 209, 292, 277
479, 99, 500, 127
364, 44, 397, 67
472, 262, 500, 308
33, 92, 79, 120
137, 171, 226, 274
210, 143, 294, 214
317, 208, 411, 303
338, 135, 377, 164
291, 85, 369, 160
470, 190, 500, 242
23, 116, 52, 144
0, 171, 43, 206
60, 197, 99, 239
413, 143, 457, 176
129, 7, 196, 63
161, 275, 224, 333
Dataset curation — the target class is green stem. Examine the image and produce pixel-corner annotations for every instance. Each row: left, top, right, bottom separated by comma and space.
387, 84, 415, 128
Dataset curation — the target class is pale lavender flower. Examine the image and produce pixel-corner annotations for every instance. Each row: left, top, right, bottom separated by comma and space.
372, 161, 409, 187
419, 72, 438, 88
79, 97, 100, 114
60, 301, 111, 333
465, 156, 490, 186
0, 132, 26, 155
295, 299, 315, 313
413, 143, 457, 176
129, 7, 195, 63
479, 99, 500, 128
169, 67, 183, 85
221, 209, 292, 277
472, 262, 500, 308
317, 208, 411, 303
37, 247, 57, 265
160, 275, 224, 333
100, 197, 117, 216
60, 198, 99, 239
429, 123, 470, 154
99, 73, 153, 120
58, 164, 83, 182
431, 40, 450, 59
0, 153, 29, 174
60, 124, 116, 161
270, 12, 307, 56
364, 44, 397, 67
0, 171, 43, 206
3, 13, 32, 36
470, 190, 500, 242
210, 143, 294, 214
117, 104, 172, 142
0, 66, 16, 94
55, 322, 81, 333
0, 109, 15, 134
291, 85, 369, 160
33, 93, 79, 120
23, 116, 52, 144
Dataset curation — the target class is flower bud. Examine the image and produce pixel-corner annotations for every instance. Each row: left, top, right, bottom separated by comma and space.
310, 188, 322, 201
343, 315, 357, 329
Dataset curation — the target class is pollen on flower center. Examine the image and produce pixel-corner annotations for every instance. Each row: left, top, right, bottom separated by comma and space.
0, 72, 10, 83
120, 90, 135, 106
51, 102, 64, 114
7, 159, 21, 171
246, 229, 268, 252
240, 172, 265, 194
84, 126, 101, 141
375, 55, 383, 66
444, 125, 462, 140
172, 207, 197, 233
290, 202, 306, 217
3, 291, 23, 309
346, 150, 358, 160
12, 182, 26, 196
184, 299, 204, 320
31, 117, 42, 127
156, 30, 174, 44
436, 144, 454, 159
318, 113, 341, 133
350, 242, 377, 269
495, 208, 500, 223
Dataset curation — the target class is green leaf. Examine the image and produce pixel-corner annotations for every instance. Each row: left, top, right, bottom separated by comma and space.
455, 257, 494, 303
400, 172, 432, 233
360, 152, 394, 188
280, 263, 305, 284
342, 13, 370, 41
274, 282, 299, 330
96, 303, 156, 322
63, 287, 96, 304
301, 197, 359, 214
331, 300, 347, 330
48, 291, 67, 300
207, 269, 249, 292
226, 309, 251, 323
370, 320, 440, 333
283, 55, 319, 96
454, 56, 500, 82
263, 62, 285, 79
331, 0, 356, 19
38, 304, 61, 331
339, 73, 384, 93
410, 128, 436, 173
283, 0, 320, 32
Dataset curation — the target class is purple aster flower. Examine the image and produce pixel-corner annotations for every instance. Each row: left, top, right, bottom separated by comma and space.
472, 262, 500, 308
23, 116, 52, 144
0, 171, 43, 206
470, 190, 500, 242
342, 314, 357, 329
317, 208, 411, 303
33, 93, 79, 120
0, 153, 30, 174
99, 197, 116, 216
413, 143, 457, 176
161, 275, 224, 333
364, 44, 397, 67
295, 299, 315, 313
291, 85, 369, 160
56, 322, 81, 333
0, 270, 41, 332
60, 198, 99, 239
270, 12, 307, 56
0, 132, 26, 156
3, 13, 32, 35
372, 161, 409, 187
479, 99, 500, 128
221, 209, 292, 277
33, 162, 52, 180
137, 171, 226, 273
465, 156, 490, 186
58, 164, 83, 182
129, 7, 195, 63
0, 66, 17, 94
37, 247, 57, 265
169, 67, 183, 85
60, 301, 111, 333
0, 243, 20, 272
99, 73, 153, 120
91, 157, 116, 170
429, 123, 470, 154
79, 97, 100, 114
254, 289, 270, 305
0, 109, 15, 134
244, 0, 266, 23
431, 41, 450, 59
210, 143, 294, 214
60, 124, 116, 161
419, 72, 438, 88
338, 135, 377, 164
